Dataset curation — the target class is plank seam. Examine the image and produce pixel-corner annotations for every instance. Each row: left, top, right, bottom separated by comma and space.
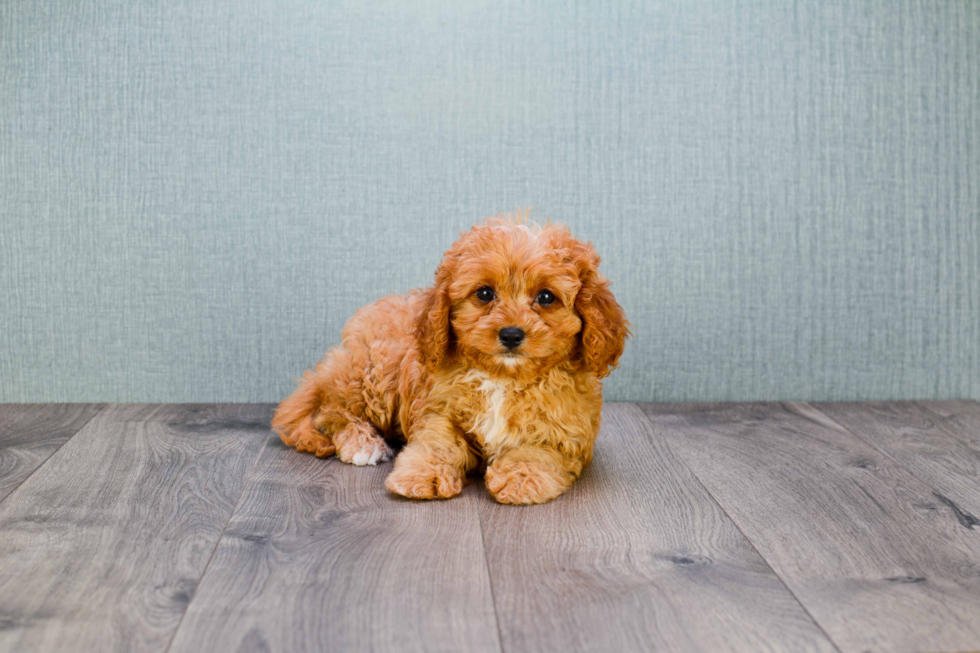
0, 403, 108, 509
476, 494, 507, 653
630, 403, 845, 653
802, 402, 919, 472
162, 426, 272, 653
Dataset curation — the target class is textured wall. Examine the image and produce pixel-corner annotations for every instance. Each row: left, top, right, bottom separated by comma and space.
1, 0, 978, 403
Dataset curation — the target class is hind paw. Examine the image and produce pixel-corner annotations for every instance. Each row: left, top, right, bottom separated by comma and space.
282, 421, 336, 458
334, 422, 392, 466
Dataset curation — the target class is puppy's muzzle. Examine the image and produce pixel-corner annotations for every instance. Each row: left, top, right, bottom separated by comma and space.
498, 326, 525, 350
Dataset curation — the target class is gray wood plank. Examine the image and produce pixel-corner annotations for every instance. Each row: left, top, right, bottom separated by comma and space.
167, 435, 501, 653
640, 401, 980, 653
812, 401, 980, 519
479, 403, 837, 653
0, 404, 272, 653
917, 400, 980, 448
0, 404, 105, 503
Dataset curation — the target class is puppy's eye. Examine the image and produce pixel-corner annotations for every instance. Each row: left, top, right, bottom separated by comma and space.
536, 289, 556, 306
476, 286, 495, 303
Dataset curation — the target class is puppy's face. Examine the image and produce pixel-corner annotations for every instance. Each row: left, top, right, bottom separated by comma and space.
416, 219, 629, 380
449, 228, 584, 377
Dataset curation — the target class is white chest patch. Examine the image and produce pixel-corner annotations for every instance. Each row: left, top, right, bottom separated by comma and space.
472, 375, 510, 447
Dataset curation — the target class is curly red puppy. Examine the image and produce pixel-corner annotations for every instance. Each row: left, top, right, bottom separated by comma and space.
272, 215, 629, 505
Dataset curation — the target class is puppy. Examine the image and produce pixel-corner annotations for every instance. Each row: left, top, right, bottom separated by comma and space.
272, 215, 629, 504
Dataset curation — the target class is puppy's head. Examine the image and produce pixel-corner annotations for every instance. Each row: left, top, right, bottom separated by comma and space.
416, 215, 629, 379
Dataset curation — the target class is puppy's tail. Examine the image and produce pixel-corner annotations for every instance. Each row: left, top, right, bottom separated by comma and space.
272, 366, 336, 457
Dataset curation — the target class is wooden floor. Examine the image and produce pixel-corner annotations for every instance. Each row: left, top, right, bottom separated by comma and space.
1, 402, 979, 652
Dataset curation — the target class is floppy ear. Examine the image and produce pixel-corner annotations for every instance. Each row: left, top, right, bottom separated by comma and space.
414, 265, 454, 371
573, 244, 630, 378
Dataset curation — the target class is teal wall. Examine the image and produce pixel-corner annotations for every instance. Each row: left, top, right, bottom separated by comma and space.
2, 0, 978, 403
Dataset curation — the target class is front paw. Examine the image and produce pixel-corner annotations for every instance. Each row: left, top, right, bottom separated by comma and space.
485, 459, 571, 505
385, 458, 463, 500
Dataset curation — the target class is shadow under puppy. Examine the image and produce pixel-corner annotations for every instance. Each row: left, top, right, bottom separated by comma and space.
272, 215, 629, 505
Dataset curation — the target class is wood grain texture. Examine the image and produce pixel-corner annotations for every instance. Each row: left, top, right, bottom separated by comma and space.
167, 436, 501, 653
915, 400, 980, 448
479, 403, 836, 653
0, 404, 104, 503
812, 401, 980, 519
0, 404, 272, 653
640, 401, 980, 653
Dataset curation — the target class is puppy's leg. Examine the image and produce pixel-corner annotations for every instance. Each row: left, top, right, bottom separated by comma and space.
385, 414, 477, 500
274, 346, 392, 465
273, 359, 339, 458
485, 446, 584, 505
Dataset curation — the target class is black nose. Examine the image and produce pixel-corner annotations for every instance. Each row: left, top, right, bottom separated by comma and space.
498, 326, 525, 349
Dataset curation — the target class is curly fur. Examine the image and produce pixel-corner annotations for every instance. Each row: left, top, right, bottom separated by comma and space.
273, 214, 629, 505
